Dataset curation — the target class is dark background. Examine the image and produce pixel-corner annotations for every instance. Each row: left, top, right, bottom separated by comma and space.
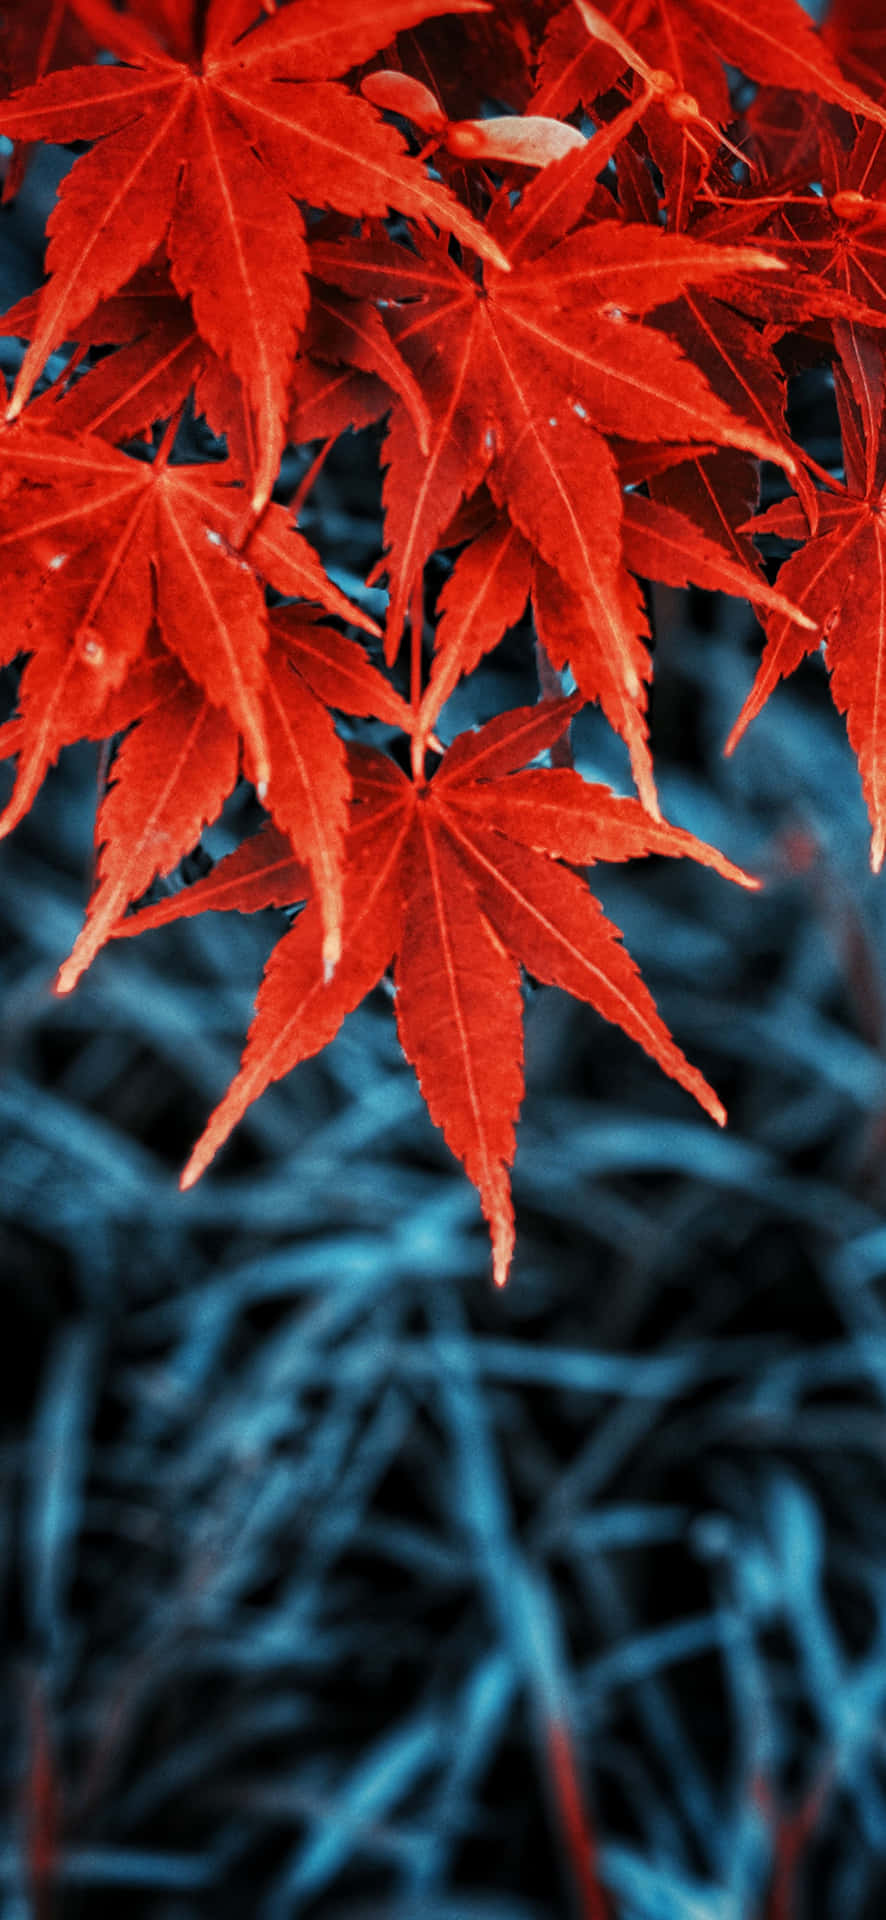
3, 132, 886, 1920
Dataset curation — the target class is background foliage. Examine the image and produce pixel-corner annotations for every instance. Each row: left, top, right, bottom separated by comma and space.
3, 5, 886, 1918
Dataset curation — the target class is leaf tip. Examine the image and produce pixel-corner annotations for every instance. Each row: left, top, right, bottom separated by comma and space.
492, 1245, 511, 1287
747, 251, 789, 274
322, 926, 342, 983
180, 1126, 222, 1192
635, 771, 661, 820
249, 735, 271, 802
491, 1210, 515, 1288
872, 825, 885, 874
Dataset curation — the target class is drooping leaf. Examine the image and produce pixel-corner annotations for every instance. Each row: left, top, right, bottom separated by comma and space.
1, 0, 508, 513
111, 823, 310, 933
56, 669, 240, 993
119, 700, 752, 1285
0, 423, 374, 802
727, 330, 886, 871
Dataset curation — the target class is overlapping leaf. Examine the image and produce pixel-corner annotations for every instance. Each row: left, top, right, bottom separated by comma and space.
50, 611, 408, 993
0, 0, 507, 514
826, 0, 886, 103
692, 124, 886, 334
309, 179, 798, 815
536, 0, 886, 136
0, 420, 402, 967
119, 698, 755, 1285
0, 0, 96, 200
414, 482, 811, 812
0, 423, 372, 789
727, 329, 886, 872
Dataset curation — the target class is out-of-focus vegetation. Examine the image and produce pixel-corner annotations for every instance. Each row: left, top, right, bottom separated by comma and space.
3, 143, 886, 1920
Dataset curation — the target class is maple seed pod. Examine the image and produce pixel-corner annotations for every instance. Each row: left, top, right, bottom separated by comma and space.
446, 116, 586, 168
359, 70, 446, 135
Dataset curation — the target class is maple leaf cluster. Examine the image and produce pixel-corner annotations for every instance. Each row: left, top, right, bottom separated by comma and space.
2, 0, 885, 1283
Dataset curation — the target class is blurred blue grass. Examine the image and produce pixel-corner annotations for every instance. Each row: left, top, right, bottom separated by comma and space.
4, 592, 886, 1917
2, 134, 886, 1920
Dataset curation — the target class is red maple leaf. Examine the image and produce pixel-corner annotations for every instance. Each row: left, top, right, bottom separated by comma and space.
3, 274, 212, 446
392, 0, 548, 121
1, 0, 92, 95
309, 168, 797, 728
536, 0, 886, 138
412, 484, 811, 813
293, 280, 431, 457
118, 697, 755, 1287
0, 0, 508, 516
50, 609, 409, 994
56, 662, 242, 991
110, 820, 311, 931
0, 419, 373, 785
726, 327, 886, 871
825, 0, 886, 104
5, 0, 885, 1305
3, 258, 432, 487
0, 0, 95, 200
531, 0, 886, 235
698, 123, 886, 336
0, 417, 394, 964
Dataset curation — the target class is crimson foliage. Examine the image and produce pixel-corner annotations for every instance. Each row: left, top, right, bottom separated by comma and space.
2, 0, 884, 1283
